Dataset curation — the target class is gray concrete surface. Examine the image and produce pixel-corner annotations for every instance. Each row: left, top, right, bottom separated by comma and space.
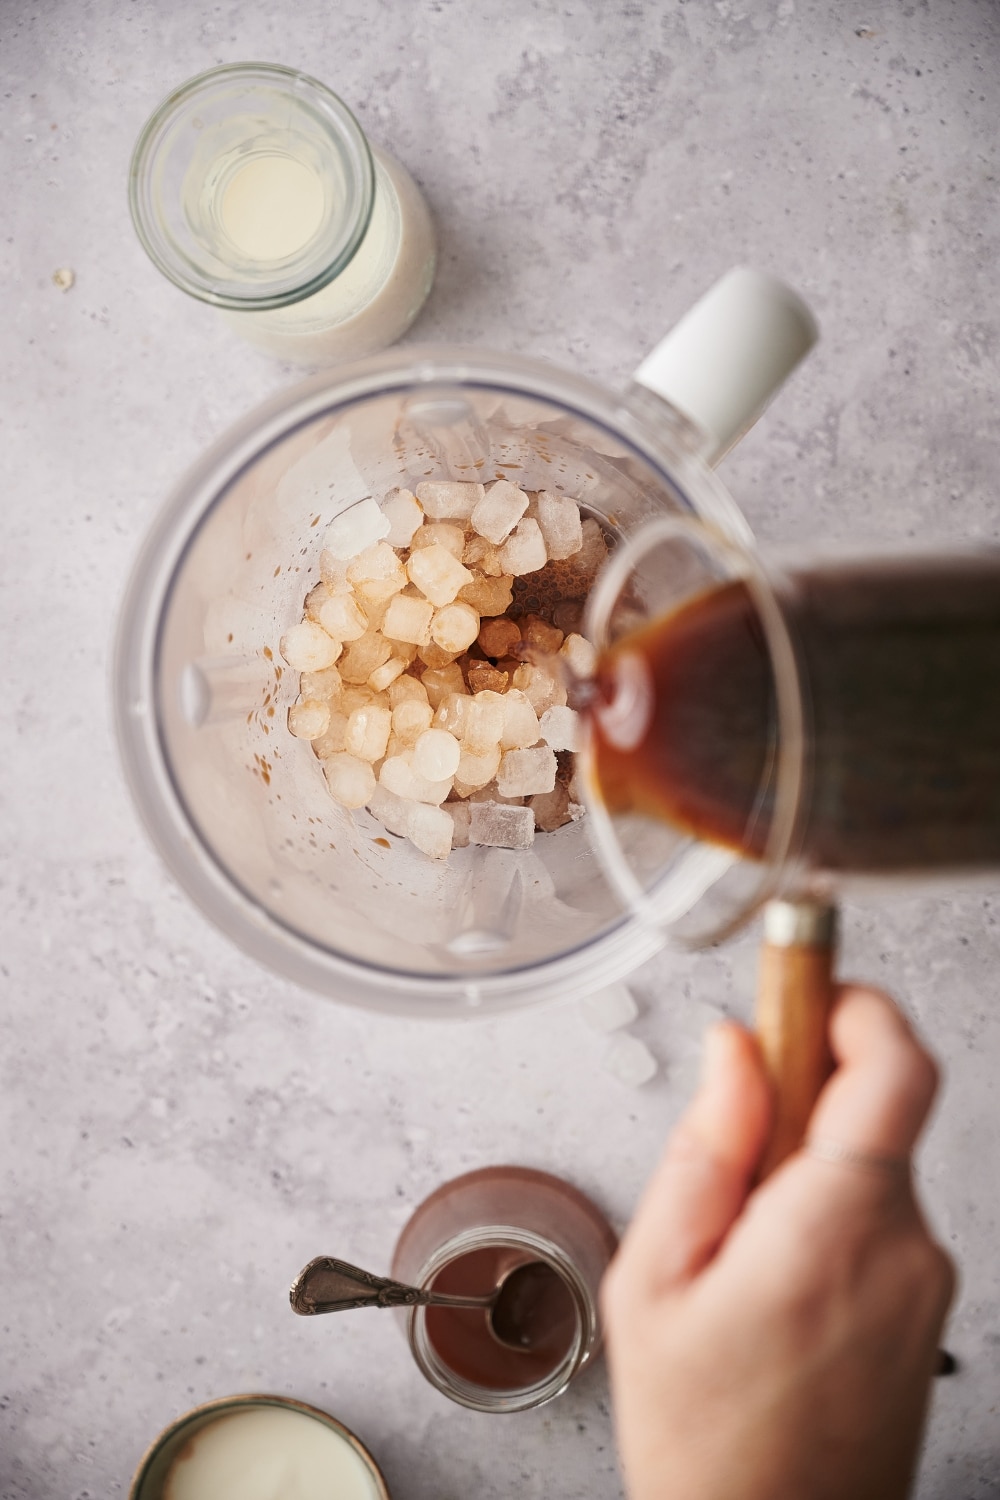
3, 2, 999, 1496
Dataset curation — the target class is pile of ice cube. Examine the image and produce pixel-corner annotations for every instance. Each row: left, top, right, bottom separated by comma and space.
279, 479, 606, 860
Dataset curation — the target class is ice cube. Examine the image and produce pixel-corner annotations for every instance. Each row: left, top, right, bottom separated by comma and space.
496, 745, 557, 797
538, 705, 581, 751
368, 657, 407, 693
447, 800, 472, 848
388, 675, 429, 708
317, 594, 368, 643
521, 614, 564, 654
471, 480, 529, 544
412, 727, 462, 781
348, 541, 405, 587
430, 601, 480, 654
382, 593, 434, 645
384, 637, 419, 667
534, 491, 584, 560
304, 581, 331, 621
511, 662, 560, 715
418, 638, 461, 669
367, 783, 414, 838
323, 752, 377, 808
454, 744, 502, 794
499, 517, 547, 576
581, 984, 639, 1033
354, 578, 404, 613
353, 588, 390, 633
381, 487, 423, 548
501, 689, 540, 750
469, 782, 524, 805
338, 630, 393, 684
458, 573, 514, 616
433, 691, 472, 738
465, 660, 509, 694
379, 753, 453, 805
299, 665, 342, 703
463, 692, 507, 756
356, 572, 406, 612
462, 535, 506, 576
311, 710, 349, 759
323, 497, 391, 559
478, 616, 522, 659
468, 801, 536, 849
415, 480, 485, 521
410, 522, 466, 559
420, 662, 467, 708
528, 783, 573, 831
392, 698, 434, 744
559, 633, 597, 678
602, 1033, 657, 1087
569, 518, 609, 580
552, 598, 584, 635
287, 700, 331, 740
345, 704, 392, 761
340, 684, 378, 714
279, 621, 343, 672
407, 544, 473, 607
319, 551, 352, 594
406, 802, 454, 861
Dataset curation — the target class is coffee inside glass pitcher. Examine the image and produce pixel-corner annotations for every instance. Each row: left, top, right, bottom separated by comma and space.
586, 527, 1000, 925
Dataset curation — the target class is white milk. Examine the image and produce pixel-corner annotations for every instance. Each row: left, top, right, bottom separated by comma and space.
220, 145, 436, 364
222, 155, 326, 261
162, 1406, 383, 1500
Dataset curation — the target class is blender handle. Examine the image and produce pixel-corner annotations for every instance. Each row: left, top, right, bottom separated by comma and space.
633, 267, 818, 467
754, 898, 837, 1181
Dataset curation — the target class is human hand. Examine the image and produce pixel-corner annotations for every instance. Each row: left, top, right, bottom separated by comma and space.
601, 985, 955, 1500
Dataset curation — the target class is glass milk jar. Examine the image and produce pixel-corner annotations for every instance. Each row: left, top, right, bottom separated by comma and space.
129, 63, 436, 365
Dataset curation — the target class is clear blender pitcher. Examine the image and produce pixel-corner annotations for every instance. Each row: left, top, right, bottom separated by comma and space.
114, 269, 816, 1016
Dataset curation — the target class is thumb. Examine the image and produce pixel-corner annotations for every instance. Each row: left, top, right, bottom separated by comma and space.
617, 1023, 771, 1297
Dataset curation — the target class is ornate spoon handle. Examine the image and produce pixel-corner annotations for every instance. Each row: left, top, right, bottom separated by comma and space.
289, 1255, 495, 1316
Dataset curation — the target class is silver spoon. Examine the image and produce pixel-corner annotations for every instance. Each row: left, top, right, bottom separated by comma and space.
289, 1255, 567, 1351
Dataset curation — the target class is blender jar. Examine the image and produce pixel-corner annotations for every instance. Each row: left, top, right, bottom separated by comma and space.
113, 271, 816, 1015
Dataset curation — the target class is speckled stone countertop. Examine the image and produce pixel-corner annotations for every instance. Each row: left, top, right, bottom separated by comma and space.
3, 3, 999, 1497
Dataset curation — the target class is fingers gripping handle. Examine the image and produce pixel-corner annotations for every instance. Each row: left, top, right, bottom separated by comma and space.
633, 267, 818, 467
754, 899, 838, 1181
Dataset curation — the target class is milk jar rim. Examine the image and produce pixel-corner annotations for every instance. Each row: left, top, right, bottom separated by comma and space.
112, 344, 751, 1018
129, 61, 376, 311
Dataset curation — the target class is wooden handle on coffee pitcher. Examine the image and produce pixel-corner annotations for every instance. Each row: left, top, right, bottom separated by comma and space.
754, 899, 838, 1181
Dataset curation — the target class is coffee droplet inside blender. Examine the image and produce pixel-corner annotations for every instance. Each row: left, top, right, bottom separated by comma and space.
425, 1249, 578, 1389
